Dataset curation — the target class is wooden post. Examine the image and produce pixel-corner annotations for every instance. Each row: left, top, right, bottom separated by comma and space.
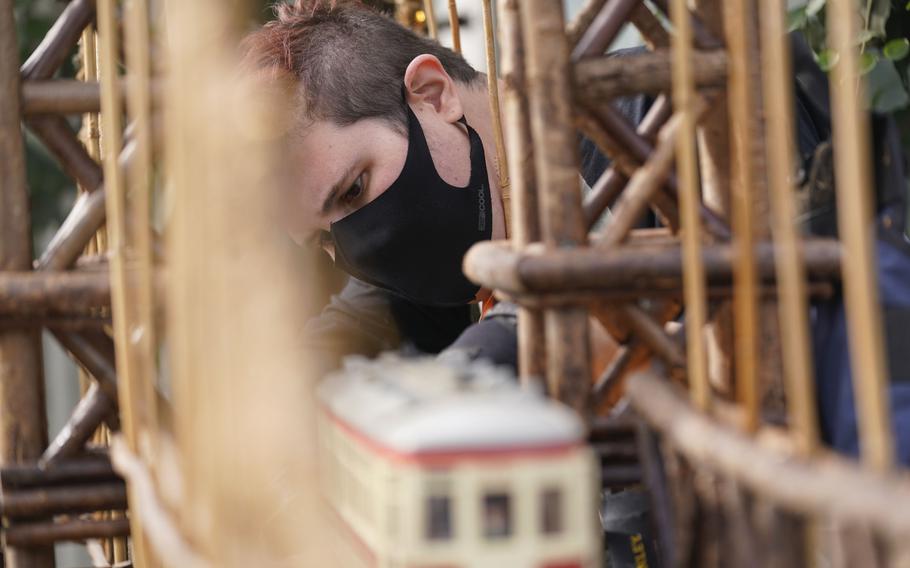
827, 0, 894, 471
518, 0, 591, 413
0, 0, 54, 565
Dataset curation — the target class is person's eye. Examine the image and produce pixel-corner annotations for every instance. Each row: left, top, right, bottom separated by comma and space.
340, 173, 364, 205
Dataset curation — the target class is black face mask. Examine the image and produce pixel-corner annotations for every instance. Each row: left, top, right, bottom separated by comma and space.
330, 105, 493, 307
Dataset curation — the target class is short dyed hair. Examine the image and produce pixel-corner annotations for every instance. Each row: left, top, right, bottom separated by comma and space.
242, 1, 480, 134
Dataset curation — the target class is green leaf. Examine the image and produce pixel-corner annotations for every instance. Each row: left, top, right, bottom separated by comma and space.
806, 0, 826, 17
815, 48, 840, 71
884, 38, 910, 61
861, 51, 879, 74
787, 6, 808, 32
867, 58, 910, 113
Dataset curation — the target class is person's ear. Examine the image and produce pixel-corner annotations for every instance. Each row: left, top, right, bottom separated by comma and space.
403, 54, 463, 123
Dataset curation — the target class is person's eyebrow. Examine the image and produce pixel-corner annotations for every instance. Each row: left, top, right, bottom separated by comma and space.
320, 166, 355, 216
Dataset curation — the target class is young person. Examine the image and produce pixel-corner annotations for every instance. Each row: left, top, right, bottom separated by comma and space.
244, 1, 910, 462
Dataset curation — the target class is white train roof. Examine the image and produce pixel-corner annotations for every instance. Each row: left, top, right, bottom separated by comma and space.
318, 355, 585, 454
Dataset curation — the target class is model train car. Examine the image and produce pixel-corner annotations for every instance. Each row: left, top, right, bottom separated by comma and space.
317, 355, 602, 567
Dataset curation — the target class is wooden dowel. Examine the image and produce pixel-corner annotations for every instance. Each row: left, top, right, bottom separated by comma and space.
20, 0, 96, 80
649, 0, 721, 50
616, 305, 685, 370
497, 0, 545, 382
596, 107, 704, 248
36, 189, 107, 271
422, 0, 437, 39
519, 0, 591, 412
0, 270, 110, 316
21, 80, 101, 115
480, 0, 509, 204
2, 483, 127, 518
723, 0, 763, 432
759, 0, 819, 455
670, 0, 711, 410
571, 0, 640, 60
40, 383, 117, 468
465, 238, 842, 294
52, 331, 119, 402
566, 0, 609, 48
5, 518, 130, 547
627, 370, 910, 537
582, 95, 673, 228
628, 2, 670, 49
575, 49, 727, 102
25, 114, 103, 191
2, 457, 117, 488
827, 0, 894, 471
446, 0, 461, 53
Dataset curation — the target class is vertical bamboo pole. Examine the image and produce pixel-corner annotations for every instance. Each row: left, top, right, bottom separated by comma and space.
423, 0, 437, 39
165, 1, 332, 564
123, 0, 159, 464
722, 0, 761, 431
498, 0, 545, 382
519, 0, 591, 413
0, 1, 53, 566
827, 0, 894, 471
480, 0, 510, 230
759, 0, 819, 457
670, 0, 711, 411
447, 0, 461, 53
96, 0, 156, 565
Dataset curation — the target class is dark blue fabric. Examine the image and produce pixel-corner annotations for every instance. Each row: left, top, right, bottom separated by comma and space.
812, 213, 910, 464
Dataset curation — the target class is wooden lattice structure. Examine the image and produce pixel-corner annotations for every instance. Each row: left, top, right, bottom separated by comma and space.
464, 0, 910, 565
1, 0, 909, 566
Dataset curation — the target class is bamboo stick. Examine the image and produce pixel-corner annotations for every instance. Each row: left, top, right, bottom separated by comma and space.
628, 2, 670, 49
465, 238, 842, 294
759, 0, 819, 456
447, 0, 461, 53
670, 0, 711, 410
519, 0, 591, 412
595, 107, 705, 248
22, 80, 101, 115
480, 0, 510, 230
827, 0, 894, 471
571, 0, 639, 60
96, 0, 157, 564
2, 457, 117, 488
722, 0, 762, 432
574, 49, 727, 102
52, 331, 118, 402
566, 0, 609, 48
26, 114, 103, 191
37, 189, 107, 271
0, 270, 110, 316
124, 0, 159, 467
20, 0, 96, 80
627, 370, 910, 537
1, 483, 127, 518
497, 0, 545, 382
582, 95, 673, 228
40, 383, 116, 467
5, 518, 129, 547
422, 0, 437, 39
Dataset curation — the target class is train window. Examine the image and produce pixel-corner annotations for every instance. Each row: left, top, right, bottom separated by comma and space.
425, 495, 452, 541
483, 493, 512, 539
541, 488, 563, 535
